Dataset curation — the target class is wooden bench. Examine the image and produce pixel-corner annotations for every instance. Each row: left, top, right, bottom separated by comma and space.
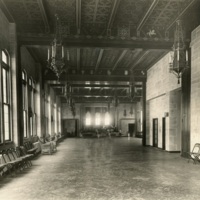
24, 141, 38, 155
0, 147, 33, 177
24, 136, 41, 156
0, 152, 10, 177
39, 134, 57, 155
56, 132, 65, 143
188, 143, 200, 164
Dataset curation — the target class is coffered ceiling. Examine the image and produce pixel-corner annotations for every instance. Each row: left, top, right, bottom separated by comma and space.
1, 0, 200, 104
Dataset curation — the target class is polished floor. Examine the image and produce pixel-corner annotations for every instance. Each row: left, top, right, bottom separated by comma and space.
0, 137, 200, 200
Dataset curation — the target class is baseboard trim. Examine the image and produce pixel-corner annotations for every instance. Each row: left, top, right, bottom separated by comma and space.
144, 145, 181, 153
168, 151, 181, 153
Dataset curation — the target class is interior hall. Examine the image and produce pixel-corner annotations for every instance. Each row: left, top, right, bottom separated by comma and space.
0, 0, 200, 200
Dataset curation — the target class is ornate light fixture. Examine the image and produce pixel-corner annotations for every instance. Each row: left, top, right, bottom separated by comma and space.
129, 70, 135, 100
47, 14, 65, 80
169, 19, 189, 84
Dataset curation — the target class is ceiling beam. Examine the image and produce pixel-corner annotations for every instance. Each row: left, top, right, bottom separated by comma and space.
37, 0, 50, 33
62, 99, 137, 103
166, 0, 196, 31
0, 0, 15, 22
77, 48, 81, 71
152, 0, 171, 26
107, 0, 121, 29
45, 74, 146, 82
95, 49, 104, 71
70, 94, 130, 98
49, 83, 142, 88
19, 35, 174, 50
93, 0, 100, 23
112, 49, 128, 71
73, 85, 130, 88
76, 0, 82, 34
130, 51, 150, 70
137, 0, 159, 33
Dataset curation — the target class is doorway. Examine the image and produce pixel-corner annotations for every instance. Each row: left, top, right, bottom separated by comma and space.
62, 119, 78, 137
153, 118, 158, 147
128, 123, 135, 137
162, 117, 166, 150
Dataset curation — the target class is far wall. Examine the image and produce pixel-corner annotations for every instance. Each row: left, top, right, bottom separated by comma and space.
61, 102, 137, 136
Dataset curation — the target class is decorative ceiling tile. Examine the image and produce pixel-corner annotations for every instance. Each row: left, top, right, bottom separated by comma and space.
82, 0, 112, 24
144, 0, 193, 29
114, 0, 154, 26
45, 0, 76, 25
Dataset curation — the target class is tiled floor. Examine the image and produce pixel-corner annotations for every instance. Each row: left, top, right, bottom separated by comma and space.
0, 137, 200, 200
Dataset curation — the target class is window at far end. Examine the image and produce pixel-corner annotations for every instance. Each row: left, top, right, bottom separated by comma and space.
95, 112, 101, 126
85, 112, 91, 126
104, 112, 110, 126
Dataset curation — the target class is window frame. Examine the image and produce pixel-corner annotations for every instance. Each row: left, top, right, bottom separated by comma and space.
0, 49, 12, 143
22, 70, 28, 138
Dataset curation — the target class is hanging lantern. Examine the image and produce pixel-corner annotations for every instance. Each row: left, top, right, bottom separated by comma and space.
47, 14, 68, 80
169, 20, 189, 84
129, 70, 135, 100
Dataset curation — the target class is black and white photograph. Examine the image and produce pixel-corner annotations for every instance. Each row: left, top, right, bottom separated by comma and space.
0, 0, 200, 199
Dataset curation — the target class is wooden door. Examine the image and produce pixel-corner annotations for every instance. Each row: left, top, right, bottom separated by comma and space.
62, 119, 78, 137
162, 117, 166, 150
128, 123, 135, 137
153, 118, 158, 147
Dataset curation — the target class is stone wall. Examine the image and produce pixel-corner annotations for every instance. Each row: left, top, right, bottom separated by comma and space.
146, 53, 181, 151
169, 89, 181, 151
190, 25, 200, 149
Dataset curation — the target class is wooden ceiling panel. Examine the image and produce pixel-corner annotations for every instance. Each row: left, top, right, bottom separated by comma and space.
3, 0, 46, 32
44, 0, 76, 34
81, 0, 112, 35
142, 0, 195, 36
81, 48, 99, 69
44, 0, 76, 22
65, 48, 77, 69
133, 50, 168, 71
99, 49, 122, 70
117, 49, 143, 69
82, 0, 112, 24
114, 0, 154, 26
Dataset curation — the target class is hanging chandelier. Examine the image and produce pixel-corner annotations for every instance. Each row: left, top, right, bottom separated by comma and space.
129, 70, 135, 100
169, 19, 189, 84
47, 14, 65, 80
